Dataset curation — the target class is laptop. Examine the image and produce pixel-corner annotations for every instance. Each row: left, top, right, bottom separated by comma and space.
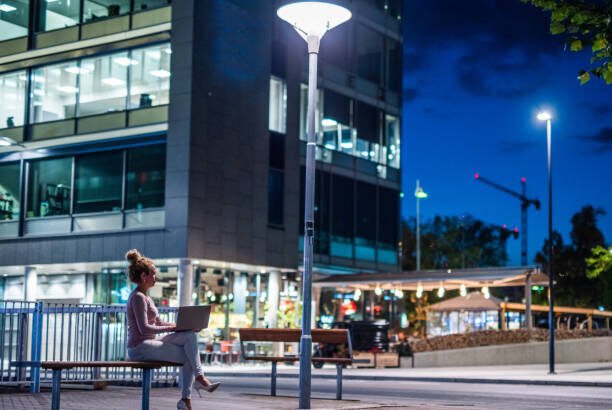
175, 305, 212, 331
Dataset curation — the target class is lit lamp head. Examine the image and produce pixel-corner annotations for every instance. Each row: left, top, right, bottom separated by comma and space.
537, 112, 552, 121
414, 186, 428, 199
277, 1, 351, 42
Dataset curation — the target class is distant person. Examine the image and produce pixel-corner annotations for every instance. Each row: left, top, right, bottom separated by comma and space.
125, 249, 220, 410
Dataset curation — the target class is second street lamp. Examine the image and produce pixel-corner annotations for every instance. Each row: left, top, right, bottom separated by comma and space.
277, 2, 351, 408
414, 179, 428, 271
537, 110, 555, 374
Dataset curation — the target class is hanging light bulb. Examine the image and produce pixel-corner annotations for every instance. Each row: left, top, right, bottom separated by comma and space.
395, 289, 404, 299
460, 284, 467, 297
416, 283, 424, 298
206, 290, 213, 298
482, 286, 490, 299
437, 285, 445, 298
353, 289, 362, 301
374, 286, 382, 296
210, 295, 217, 302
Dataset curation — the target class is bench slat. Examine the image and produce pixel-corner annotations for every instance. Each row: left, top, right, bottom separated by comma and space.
41, 361, 181, 370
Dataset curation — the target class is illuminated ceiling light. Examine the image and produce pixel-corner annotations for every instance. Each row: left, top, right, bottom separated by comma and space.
0, 137, 17, 147
460, 284, 467, 297
64, 66, 91, 75
150, 69, 171, 78
537, 111, 552, 121
321, 118, 337, 127
57, 86, 79, 93
0, 4, 17, 12
163, 47, 172, 54
101, 77, 125, 86
113, 57, 139, 66
146, 50, 161, 60
374, 286, 382, 296
340, 142, 353, 149
324, 143, 336, 150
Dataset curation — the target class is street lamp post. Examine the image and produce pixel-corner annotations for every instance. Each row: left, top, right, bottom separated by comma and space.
537, 111, 554, 374
277, 2, 351, 408
414, 180, 428, 271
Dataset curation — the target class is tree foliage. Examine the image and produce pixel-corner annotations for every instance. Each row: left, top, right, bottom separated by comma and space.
401, 214, 512, 270
522, 0, 612, 84
535, 205, 609, 308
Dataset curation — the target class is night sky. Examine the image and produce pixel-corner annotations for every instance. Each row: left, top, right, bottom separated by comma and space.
401, 0, 611, 266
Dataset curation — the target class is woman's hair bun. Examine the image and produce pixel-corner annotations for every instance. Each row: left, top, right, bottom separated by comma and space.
125, 249, 141, 265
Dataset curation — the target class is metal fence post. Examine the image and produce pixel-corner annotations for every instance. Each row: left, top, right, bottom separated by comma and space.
17, 308, 29, 387
30, 301, 43, 393
92, 310, 103, 381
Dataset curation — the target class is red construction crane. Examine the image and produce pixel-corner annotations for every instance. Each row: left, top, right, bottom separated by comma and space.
474, 173, 541, 265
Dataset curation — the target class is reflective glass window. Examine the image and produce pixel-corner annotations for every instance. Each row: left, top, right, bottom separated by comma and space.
78, 52, 128, 117
299, 84, 322, 141
386, 38, 401, 92
331, 174, 353, 258
38, 0, 80, 32
75, 151, 123, 213
269, 131, 284, 170
30, 62, 78, 123
0, 70, 27, 128
314, 170, 330, 255
126, 144, 165, 210
134, 0, 171, 11
355, 181, 376, 261
356, 24, 383, 84
129, 44, 171, 109
378, 186, 398, 264
0, 0, 28, 41
0, 162, 21, 221
385, 114, 400, 168
319, 21, 350, 70
26, 157, 72, 218
83, 0, 130, 23
269, 76, 286, 133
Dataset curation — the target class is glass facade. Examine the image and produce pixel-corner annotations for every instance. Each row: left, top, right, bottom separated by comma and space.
0, 162, 20, 221
30, 61, 78, 123
75, 151, 123, 213
83, 0, 130, 23
38, 0, 80, 31
78, 52, 129, 116
129, 44, 171, 109
27, 157, 72, 218
0, 70, 27, 128
268, 76, 286, 133
126, 144, 165, 209
0, 0, 28, 41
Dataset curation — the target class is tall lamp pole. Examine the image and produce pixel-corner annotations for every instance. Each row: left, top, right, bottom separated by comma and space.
414, 180, 428, 271
277, 2, 351, 408
537, 111, 555, 374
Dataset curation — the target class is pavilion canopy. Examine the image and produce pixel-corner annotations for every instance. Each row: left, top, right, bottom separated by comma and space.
313, 266, 548, 291
428, 291, 502, 312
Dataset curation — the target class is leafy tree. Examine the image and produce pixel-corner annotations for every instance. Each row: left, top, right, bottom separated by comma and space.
535, 205, 608, 307
522, 0, 612, 84
586, 245, 612, 307
401, 214, 513, 270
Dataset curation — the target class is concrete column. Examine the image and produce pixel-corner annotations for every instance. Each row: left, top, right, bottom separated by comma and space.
253, 273, 261, 327
233, 273, 247, 314
525, 273, 532, 332
24, 266, 37, 301
177, 259, 194, 307
267, 271, 281, 328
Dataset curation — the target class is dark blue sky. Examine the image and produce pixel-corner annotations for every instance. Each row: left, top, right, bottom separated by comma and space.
401, 0, 611, 266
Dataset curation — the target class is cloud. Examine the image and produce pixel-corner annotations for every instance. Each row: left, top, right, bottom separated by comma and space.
573, 127, 612, 151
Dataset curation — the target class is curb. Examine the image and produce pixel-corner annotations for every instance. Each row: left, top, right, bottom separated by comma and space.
206, 371, 612, 388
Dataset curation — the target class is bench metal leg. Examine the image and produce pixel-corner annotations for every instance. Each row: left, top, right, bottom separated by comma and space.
270, 361, 277, 396
142, 368, 152, 410
51, 369, 61, 410
336, 364, 343, 400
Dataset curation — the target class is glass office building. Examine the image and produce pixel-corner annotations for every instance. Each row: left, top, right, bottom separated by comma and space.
0, 1, 403, 332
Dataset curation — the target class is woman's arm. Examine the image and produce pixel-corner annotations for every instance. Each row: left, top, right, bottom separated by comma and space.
131, 293, 175, 333
155, 316, 174, 327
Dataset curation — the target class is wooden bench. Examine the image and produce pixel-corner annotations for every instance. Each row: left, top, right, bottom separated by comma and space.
40, 361, 181, 410
238, 328, 353, 400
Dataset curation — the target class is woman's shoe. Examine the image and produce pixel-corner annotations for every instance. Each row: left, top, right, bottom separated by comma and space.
194, 378, 221, 397
176, 399, 191, 410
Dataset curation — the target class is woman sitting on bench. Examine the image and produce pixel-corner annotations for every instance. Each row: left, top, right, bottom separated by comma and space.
125, 249, 220, 410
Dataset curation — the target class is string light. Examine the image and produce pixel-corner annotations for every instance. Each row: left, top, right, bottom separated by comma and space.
460, 284, 467, 297
437, 283, 445, 298
353, 289, 362, 301
374, 286, 382, 296
416, 283, 424, 298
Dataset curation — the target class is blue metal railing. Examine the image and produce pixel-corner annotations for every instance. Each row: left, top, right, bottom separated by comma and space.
0, 300, 180, 392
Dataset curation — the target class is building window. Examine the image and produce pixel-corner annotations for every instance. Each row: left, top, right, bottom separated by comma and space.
129, 44, 171, 109
83, 0, 130, 23
126, 144, 165, 210
356, 23, 383, 84
331, 174, 353, 258
0, 0, 28, 41
386, 38, 401, 93
315, 169, 330, 255
78, 52, 129, 117
37, 0, 80, 32
355, 181, 376, 261
75, 151, 123, 213
385, 114, 400, 169
267, 169, 284, 226
269, 76, 287, 133
134, 0, 171, 11
30, 62, 78, 123
378, 186, 398, 264
26, 157, 72, 218
0, 70, 27, 128
355, 101, 380, 162
0, 162, 21, 221
321, 89, 351, 151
